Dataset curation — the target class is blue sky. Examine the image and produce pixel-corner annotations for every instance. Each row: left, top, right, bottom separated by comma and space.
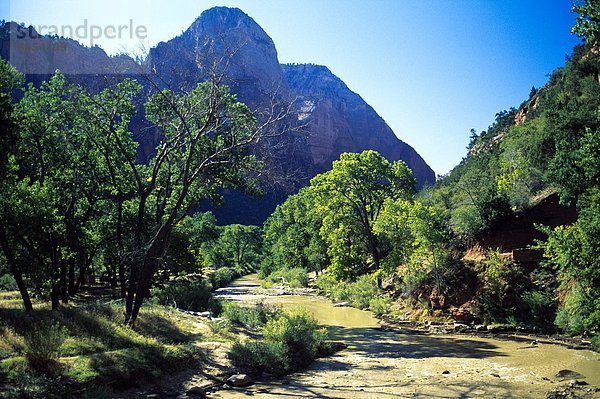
4, 0, 581, 174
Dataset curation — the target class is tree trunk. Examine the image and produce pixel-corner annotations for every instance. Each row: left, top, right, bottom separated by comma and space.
126, 223, 172, 325
51, 283, 60, 310
116, 198, 126, 298
365, 225, 381, 269
0, 225, 33, 311
60, 260, 69, 304
125, 194, 148, 320
364, 222, 382, 288
68, 259, 76, 295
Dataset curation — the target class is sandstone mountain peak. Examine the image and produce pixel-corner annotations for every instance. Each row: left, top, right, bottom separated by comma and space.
148, 6, 286, 108
283, 63, 435, 188
283, 63, 350, 95
190, 7, 255, 31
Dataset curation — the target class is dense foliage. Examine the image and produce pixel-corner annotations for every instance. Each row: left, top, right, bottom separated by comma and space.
0, 62, 268, 324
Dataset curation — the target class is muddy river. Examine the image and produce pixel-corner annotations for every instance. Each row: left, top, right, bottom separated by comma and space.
213, 274, 600, 398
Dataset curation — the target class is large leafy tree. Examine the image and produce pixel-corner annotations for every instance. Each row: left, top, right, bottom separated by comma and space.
0, 60, 34, 311
162, 212, 219, 279
374, 199, 451, 295
310, 150, 415, 280
120, 80, 285, 324
261, 188, 327, 277
205, 224, 263, 269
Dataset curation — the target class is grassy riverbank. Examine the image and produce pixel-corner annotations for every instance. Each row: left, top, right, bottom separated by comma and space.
0, 290, 205, 398
0, 282, 334, 399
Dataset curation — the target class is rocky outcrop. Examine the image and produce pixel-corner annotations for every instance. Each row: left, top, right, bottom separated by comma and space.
0, 22, 139, 77
282, 64, 435, 187
514, 94, 540, 125
147, 7, 291, 109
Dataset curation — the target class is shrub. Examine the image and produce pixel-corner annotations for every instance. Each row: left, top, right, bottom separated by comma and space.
472, 250, 526, 323
23, 321, 66, 372
151, 279, 212, 311
229, 339, 288, 374
205, 318, 231, 336
554, 283, 588, 335
0, 273, 17, 291
402, 269, 429, 299
263, 309, 326, 369
222, 301, 279, 329
317, 273, 381, 310
265, 267, 309, 288
316, 273, 340, 297
228, 308, 327, 376
592, 335, 600, 352
521, 290, 555, 328
211, 267, 233, 289
348, 274, 378, 309
369, 296, 392, 317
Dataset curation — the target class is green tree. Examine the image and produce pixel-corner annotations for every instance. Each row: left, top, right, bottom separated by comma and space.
206, 224, 263, 269
0, 60, 33, 311
310, 150, 415, 280
121, 79, 282, 325
375, 199, 451, 296
1, 72, 119, 309
572, 0, 600, 44
261, 188, 327, 277
163, 212, 219, 278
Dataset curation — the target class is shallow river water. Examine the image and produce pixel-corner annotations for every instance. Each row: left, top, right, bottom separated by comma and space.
213, 274, 600, 398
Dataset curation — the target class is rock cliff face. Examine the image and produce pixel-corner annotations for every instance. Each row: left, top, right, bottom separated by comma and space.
1, 7, 435, 224
147, 7, 291, 109
282, 64, 435, 186
0, 22, 139, 77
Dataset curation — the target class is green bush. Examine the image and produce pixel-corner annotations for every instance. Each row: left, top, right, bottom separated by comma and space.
592, 335, 600, 352
317, 273, 379, 310
211, 267, 233, 289
229, 339, 287, 374
554, 284, 588, 335
316, 273, 340, 297
23, 321, 66, 372
222, 301, 279, 329
369, 296, 392, 316
472, 250, 526, 323
228, 308, 327, 376
402, 269, 429, 299
348, 274, 378, 309
263, 309, 326, 369
521, 290, 555, 328
265, 267, 309, 288
151, 279, 212, 311
0, 273, 17, 291
205, 318, 231, 336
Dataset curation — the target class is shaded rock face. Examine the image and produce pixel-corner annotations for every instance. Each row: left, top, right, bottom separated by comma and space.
282, 64, 435, 187
0, 22, 140, 78
1, 7, 435, 224
147, 7, 291, 109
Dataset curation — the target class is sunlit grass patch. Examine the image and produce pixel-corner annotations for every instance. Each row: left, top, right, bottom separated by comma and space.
0, 296, 204, 398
